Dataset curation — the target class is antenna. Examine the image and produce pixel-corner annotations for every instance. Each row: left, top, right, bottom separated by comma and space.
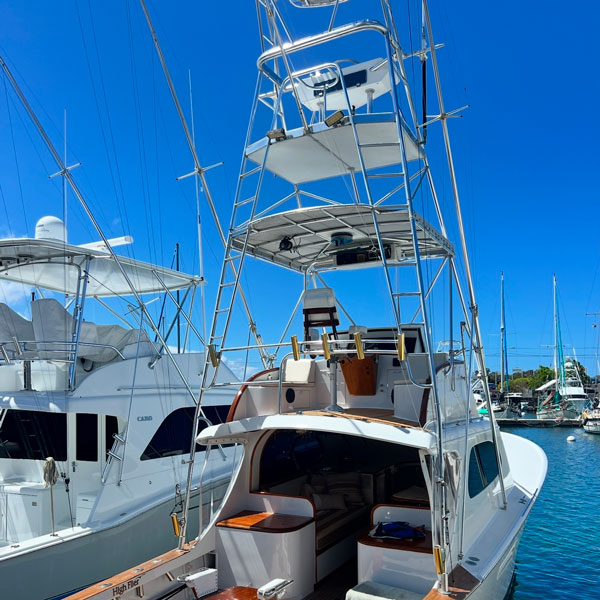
188, 70, 207, 349
48, 109, 81, 230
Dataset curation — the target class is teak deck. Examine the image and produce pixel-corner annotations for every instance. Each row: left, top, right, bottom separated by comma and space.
423, 565, 480, 600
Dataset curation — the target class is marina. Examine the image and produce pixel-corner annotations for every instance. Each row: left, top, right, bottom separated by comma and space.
0, 1, 598, 599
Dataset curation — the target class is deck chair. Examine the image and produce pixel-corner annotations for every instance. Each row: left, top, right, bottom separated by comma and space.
303, 287, 339, 340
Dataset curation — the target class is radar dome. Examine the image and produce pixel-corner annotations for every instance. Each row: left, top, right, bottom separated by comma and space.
35, 216, 67, 242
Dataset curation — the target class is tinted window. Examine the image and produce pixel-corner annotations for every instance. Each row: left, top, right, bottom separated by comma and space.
260, 430, 323, 487
76, 413, 98, 461
0, 410, 67, 461
140, 405, 229, 461
468, 441, 500, 498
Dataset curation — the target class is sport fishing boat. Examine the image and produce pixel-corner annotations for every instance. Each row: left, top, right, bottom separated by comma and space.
0, 217, 237, 600
64, 1, 547, 600
536, 276, 582, 420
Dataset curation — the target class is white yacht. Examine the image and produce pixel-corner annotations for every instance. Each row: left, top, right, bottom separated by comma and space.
0, 217, 236, 600
62, 2, 547, 600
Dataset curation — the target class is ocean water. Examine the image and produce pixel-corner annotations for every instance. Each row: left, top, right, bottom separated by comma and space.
507, 426, 600, 599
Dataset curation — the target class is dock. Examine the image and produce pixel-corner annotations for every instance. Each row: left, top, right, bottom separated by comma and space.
497, 418, 581, 428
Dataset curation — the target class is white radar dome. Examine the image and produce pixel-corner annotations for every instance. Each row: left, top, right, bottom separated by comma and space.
35, 216, 67, 242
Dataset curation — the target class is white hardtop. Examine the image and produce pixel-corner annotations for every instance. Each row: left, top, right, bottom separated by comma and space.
197, 412, 437, 451
232, 204, 453, 272
0, 237, 202, 296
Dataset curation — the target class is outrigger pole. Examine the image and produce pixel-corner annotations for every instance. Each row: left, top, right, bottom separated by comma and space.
421, 0, 507, 509
0, 55, 216, 434
138, 0, 271, 370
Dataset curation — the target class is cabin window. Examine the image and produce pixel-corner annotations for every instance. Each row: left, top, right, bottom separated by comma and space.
0, 410, 67, 461
140, 405, 230, 461
468, 441, 499, 498
76, 413, 98, 461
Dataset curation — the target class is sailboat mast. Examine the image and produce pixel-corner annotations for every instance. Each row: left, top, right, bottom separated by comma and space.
553, 274, 560, 392
500, 271, 505, 394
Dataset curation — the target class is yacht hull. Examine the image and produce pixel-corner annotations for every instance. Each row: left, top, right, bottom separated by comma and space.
583, 410, 600, 434
0, 487, 216, 600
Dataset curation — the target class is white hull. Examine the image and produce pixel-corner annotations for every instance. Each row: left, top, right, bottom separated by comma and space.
0, 478, 228, 600
0, 495, 192, 600
536, 407, 579, 420
583, 410, 600, 434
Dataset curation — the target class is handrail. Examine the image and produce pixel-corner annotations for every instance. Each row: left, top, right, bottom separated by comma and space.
258, 20, 388, 84
0, 340, 126, 362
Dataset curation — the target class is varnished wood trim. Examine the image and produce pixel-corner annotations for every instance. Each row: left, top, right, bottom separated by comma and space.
216, 510, 313, 533
423, 565, 479, 600
205, 587, 258, 600
301, 408, 420, 428
226, 368, 279, 422
65, 541, 196, 600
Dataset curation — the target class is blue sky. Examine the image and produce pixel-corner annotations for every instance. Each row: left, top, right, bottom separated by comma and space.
0, 1, 599, 376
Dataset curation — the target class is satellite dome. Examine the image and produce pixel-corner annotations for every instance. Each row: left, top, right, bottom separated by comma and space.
35, 216, 67, 242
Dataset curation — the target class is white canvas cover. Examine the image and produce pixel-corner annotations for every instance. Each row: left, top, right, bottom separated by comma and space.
0, 303, 34, 344
31, 298, 151, 363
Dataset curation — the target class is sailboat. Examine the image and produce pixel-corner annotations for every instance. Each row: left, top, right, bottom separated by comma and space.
0, 52, 238, 600
494, 273, 522, 419
536, 275, 582, 420
63, 1, 547, 600
475, 273, 521, 420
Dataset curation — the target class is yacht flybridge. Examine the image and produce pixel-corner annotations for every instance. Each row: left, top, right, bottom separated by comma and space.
65, 2, 546, 600
0, 217, 236, 600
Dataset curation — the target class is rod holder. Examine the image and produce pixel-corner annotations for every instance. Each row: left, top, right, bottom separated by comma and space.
353, 332, 365, 360
397, 333, 406, 362
170, 513, 181, 537
291, 335, 300, 361
208, 344, 219, 368
433, 545, 444, 575
321, 333, 331, 360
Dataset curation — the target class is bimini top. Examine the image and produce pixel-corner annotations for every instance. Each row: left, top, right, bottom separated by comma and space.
0, 238, 202, 297
231, 204, 453, 272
